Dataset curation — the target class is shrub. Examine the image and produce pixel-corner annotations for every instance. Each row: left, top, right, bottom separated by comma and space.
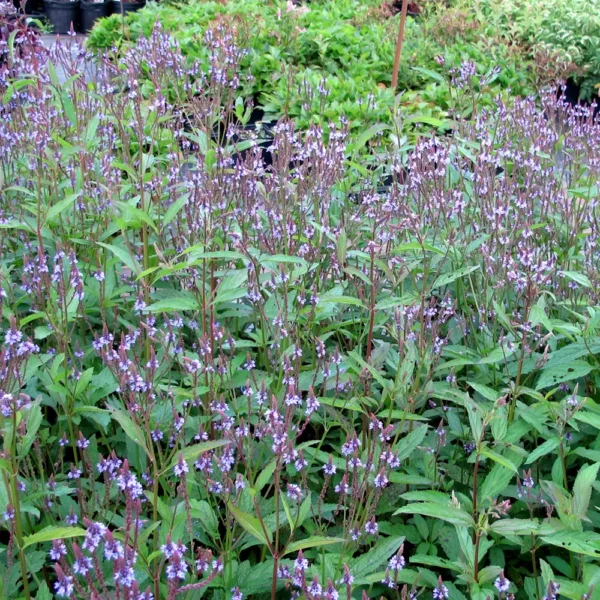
1, 23, 600, 600
87, 0, 534, 134
479, 0, 600, 99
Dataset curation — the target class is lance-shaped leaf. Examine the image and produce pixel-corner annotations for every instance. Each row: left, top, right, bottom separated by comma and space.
228, 502, 272, 548
23, 526, 87, 549
284, 536, 345, 555
393, 502, 474, 527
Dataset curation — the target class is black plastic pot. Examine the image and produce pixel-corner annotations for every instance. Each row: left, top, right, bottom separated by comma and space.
80, 0, 111, 32
12, 0, 39, 14
44, 0, 80, 33
112, 0, 145, 16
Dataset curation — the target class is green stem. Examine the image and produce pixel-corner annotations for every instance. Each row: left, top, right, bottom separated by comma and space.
10, 426, 30, 600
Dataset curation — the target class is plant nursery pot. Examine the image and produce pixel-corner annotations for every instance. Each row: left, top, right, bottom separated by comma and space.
44, 0, 80, 34
80, 0, 111, 32
112, 0, 145, 16
12, 0, 39, 14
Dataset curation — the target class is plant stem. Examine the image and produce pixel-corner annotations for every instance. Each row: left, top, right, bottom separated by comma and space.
531, 542, 541, 600
472, 452, 480, 542
391, 0, 410, 90
10, 420, 30, 600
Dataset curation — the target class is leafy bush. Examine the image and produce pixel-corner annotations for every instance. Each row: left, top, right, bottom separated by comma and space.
86, 0, 535, 134
479, 0, 600, 99
2, 23, 600, 600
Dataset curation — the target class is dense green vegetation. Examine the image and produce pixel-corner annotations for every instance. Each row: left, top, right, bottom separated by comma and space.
0, 0, 599, 599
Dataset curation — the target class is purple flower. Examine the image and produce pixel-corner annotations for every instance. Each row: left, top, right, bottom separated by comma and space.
364, 518, 378, 535
65, 512, 78, 526
3, 505, 15, 522
173, 453, 189, 478
433, 578, 449, 599
161, 539, 186, 560
83, 520, 107, 552
287, 484, 303, 501
166, 553, 188, 581
73, 555, 93, 576
54, 566, 74, 598
104, 532, 124, 560
494, 571, 511, 593
49, 540, 67, 561
231, 587, 243, 600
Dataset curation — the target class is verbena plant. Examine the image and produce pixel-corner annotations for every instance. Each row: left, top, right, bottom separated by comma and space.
1, 15, 600, 600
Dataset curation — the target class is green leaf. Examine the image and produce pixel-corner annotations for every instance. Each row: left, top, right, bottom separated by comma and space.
351, 123, 389, 153
572, 462, 600, 519
280, 495, 294, 531
144, 296, 199, 313
35, 581, 52, 600
536, 360, 593, 390
490, 519, 540, 536
393, 502, 474, 527
347, 350, 388, 388
254, 459, 276, 492
19, 400, 42, 458
46, 193, 79, 224
319, 295, 365, 309
525, 438, 560, 464
479, 447, 518, 473
116, 200, 158, 233
560, 271, 591, 288
409, 554, 460, 571
284, 536, 345, 555
97, 242, 141, 275
540, 531, 600, 558
467, 402, 484, 444
394, 425, 428, 461
228, 502, 272, 547
348, 535, 405, 579
410, 66, 447, 84
478, 465, 514, 504
432, 265, 479, 290
574, 411, 600, 430
107, 405, 152, 461
23, 526, 87, 549
190, 500, 219, 536
162, 193, 189, 227
468, 382, 500, 402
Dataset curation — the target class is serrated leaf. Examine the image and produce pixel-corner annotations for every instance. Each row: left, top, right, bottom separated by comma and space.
162, 193, 189, 227
254, 459, 276, 492
393, 503, 474, 527
478, 464, 514, 504
536, 360, 593, 390
107, 405, 152, 461
479, 447, 518, 473
23, 526, 87, 549
348, 535, 405, 579
525, 438, 560, 464
144, 296, 199, 313
572, 462, 600, 519
284, 536, 345, 555
319, 295, 365, 308
432, 265, 479, 290
541, 531, 600, 558
490, 519, 540, 536
97, 242, 140, 275
228, 502, 272, 547
394, 425, 428, 461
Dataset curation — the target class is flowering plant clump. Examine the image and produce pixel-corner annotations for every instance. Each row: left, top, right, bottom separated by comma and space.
0, 16, 600, 600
